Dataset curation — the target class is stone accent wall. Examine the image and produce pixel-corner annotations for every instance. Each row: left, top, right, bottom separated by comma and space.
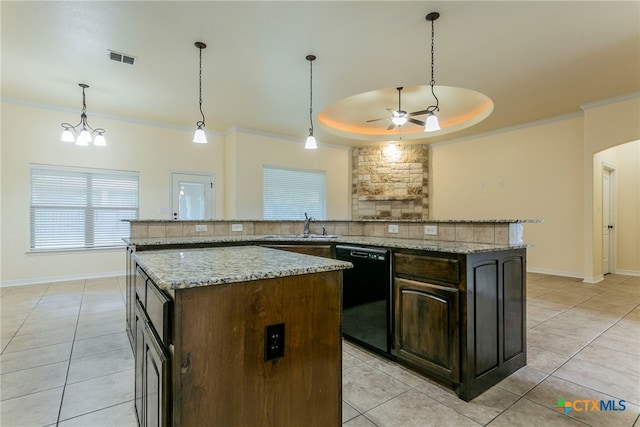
352, 144, 429, 219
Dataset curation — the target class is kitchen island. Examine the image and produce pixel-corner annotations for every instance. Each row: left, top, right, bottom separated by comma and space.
130, 245, 351, 427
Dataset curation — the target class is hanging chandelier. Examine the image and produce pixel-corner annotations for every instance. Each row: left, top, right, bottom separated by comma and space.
424, 12, 441, 132
60, 83, 106, 146
304, 54, 318, 149
193, 41, 208, 144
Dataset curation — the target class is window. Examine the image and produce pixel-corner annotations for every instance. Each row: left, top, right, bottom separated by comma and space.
263, 166, 326, 220
30, 165, 139, 250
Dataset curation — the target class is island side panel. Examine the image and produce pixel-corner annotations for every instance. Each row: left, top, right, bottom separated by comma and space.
173, 271, 342, 427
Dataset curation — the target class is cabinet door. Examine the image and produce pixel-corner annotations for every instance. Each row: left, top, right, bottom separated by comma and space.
134, 302, 145, 426
143, 321, 169, 427
394, 278, 459, 382
126, 248, 136, 348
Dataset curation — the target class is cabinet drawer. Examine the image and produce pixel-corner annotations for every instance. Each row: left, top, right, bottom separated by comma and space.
135, 267, 147, 305
394, 253, 460, 285
146, 280, 172, 345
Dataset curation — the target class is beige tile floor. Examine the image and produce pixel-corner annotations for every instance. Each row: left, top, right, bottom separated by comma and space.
1, 273, 639, 426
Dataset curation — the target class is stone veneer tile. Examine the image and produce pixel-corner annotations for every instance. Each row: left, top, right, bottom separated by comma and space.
455, 224, 474, 243
349, 222, 364, 236
165, 223, 183, 238
438, 224, 455, 241
495, 224, 509, 244
253, 222, 270, 235
408, 224, 423, 239
213, 223, 229, 236
474, 224, 495, 244
130, 224, 148, 239
147, 224, 166, 238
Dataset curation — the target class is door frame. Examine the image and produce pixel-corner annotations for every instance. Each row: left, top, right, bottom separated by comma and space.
602, 163, 617, 275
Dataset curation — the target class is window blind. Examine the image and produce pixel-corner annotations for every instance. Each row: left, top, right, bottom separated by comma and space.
263, 166, 326, 220
30, 165, 139, 250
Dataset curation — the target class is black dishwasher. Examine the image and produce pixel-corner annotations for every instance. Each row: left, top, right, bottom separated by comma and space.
336, 245, 393, 359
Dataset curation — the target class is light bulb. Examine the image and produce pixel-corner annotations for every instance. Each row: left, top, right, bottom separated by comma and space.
93, 134, 106, 146
61, 129, 75, 142
76, 129, 91, 146
193, 128, 208, 143
391, 112, 408, 127
305, 134, 317, 149
424, 112, 441, 132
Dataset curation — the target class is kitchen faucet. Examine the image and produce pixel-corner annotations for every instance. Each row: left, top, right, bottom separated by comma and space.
303, 212, 314, 235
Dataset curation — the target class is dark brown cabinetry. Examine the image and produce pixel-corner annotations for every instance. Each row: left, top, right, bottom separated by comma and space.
393, 249, 526, 401
133, 266, 171, 427
262, 244, 333, 258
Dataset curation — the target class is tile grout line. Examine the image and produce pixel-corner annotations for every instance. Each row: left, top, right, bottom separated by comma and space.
54, 279, 87, 426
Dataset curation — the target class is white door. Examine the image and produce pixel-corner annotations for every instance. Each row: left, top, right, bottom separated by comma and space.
171, 173, 214, 220
602, 167, 614, 274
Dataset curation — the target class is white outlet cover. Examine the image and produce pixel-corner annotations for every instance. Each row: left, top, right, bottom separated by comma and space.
231, 224, 243, 232
424, 225, 438, 235
195, 224, 208, 232
388, 224, 399, 234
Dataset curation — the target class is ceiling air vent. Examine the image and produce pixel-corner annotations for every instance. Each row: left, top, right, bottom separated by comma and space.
108, 50, 136, 66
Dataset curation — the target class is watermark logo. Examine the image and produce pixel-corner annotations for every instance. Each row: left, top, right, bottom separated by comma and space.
555, 398, 626, 415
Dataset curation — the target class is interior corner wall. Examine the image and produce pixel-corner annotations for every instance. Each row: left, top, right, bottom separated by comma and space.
1, 101, 223, 285
430, 116, 585, 277
583, 95, 640, 282
229, 130, 351, 220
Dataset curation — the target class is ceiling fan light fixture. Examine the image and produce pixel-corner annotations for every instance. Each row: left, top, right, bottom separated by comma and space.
60, 83, 106, 146
424, 111, 441, 132
391, 112, 408, 126
193, 41, 208, 144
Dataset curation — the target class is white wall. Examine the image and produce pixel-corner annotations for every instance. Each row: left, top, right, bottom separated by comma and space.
1, 101, 224, 284
430, 116, 585, 277
224, 129, 351, 220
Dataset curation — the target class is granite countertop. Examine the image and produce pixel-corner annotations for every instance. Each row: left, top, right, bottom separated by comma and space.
125, 235, 530, 254
126, 219, 543, 223
133, 245, 353, 291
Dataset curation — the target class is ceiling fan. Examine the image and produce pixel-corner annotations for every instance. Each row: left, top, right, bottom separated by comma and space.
366, 87, 428, 130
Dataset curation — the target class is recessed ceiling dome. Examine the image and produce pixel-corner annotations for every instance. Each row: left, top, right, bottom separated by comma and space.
318, 85, 493, 141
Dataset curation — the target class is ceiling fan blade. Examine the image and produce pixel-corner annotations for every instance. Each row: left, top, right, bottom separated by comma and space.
408, 109, 429, 117
366, 117, 389, 123
387, 122, 396, 130
408, 118, 425, 126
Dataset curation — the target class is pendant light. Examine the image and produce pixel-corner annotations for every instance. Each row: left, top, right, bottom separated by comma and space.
304, 54, 318, 149
193, 41, 208, 143
60, 83, 106, 146
424, 12, 441, 132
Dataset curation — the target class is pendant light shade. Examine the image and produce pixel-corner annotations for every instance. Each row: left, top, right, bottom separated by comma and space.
305, 54, 318, 149
424, 111, 441, 131
424, 12, 441, 133
193, 41, 208, 144
60, 83, 106, 146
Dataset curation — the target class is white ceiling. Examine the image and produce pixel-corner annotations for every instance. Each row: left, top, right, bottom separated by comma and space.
2, 1, 639, 147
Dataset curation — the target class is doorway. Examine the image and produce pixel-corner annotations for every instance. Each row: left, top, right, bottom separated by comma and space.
171, 172, 214, 220
602, 165, 616, 275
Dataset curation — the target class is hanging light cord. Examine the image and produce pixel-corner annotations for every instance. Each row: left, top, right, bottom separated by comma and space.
428, 15, 439, 113
61, 83, 104, 135
197, 45, 205, 129
308, 57, 314, 136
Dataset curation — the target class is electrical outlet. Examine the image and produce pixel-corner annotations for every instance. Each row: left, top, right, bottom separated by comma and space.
264, 323, 285, 361
231, 224, 243, 232
388, 224, 399, 234
195, 224, 208, 232
424, 225, 438, 235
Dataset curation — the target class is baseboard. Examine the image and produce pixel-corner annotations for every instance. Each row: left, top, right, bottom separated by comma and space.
526, 267, 584, 280
615, 269, 640, 277
1, 271, 125, 288
582, 274, 604, 284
